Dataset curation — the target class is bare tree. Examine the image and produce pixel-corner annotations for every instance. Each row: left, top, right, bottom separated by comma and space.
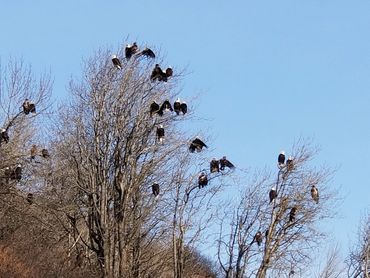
318, 244, 346, 278
168, 152, 231, 278
217, 142, 338, 278
0, 59, 63, 276
347, 211, 370, 277
50, 45, 227, 278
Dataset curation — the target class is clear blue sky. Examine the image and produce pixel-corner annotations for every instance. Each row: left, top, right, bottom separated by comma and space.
2, 0, 370, 265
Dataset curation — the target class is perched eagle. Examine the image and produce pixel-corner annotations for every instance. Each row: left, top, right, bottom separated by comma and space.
278, 151, 285, 168
0, 129, 9, 144
22, 99, 36, 114
26, 193, 34, 204
210, 159, 220, 173
30, 145, 38, 160
286, 156, 294, 171
125, 42, 138, 59
4, 167, 11, 181
198, 172, 208, 189
41, 148, 50, 158
269, 188, 277, 203
174, 99, 187, 115
139, 47, 155, 58
180, 102, 187, 115
150, 64, 173, 82
255, 231, 263, 246
289, 206, 297, 222
159, 100, 173, 114
111, 55, 122, 69
150, 101, 160, 117
152, 183, 160, 197
151, 64, 163, 81
173, 99, 181, 115
189, 137, 208, 153
156, 125, 165, 143
219, 156, 235, 170
14, 164, 22, 181
165, 67, 173, 78
311, 185, 319, 204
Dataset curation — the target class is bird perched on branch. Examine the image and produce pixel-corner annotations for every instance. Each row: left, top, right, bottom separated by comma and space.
278, 151, 285, 168
150, 64, 173, 82
159, 100, 173, 114
286, 156, 294, 171
13, 164, 22, 181
210, 159, 220, 173
26, 193, 34, 204
156, 125, 165, 144
219, 156, 235, 170
4, 167, 11, 182
22, 99, 36, 114
311, 185, 319, 204
180, 102, 187, 115
254, 231, 263, 246
152, 183, 160, 197
111, 55, 122, 69
0, 129, 9, 144
269, 187, 277, 203
41, 148, 50, 158
139, 47, 155, 58
189, 137, 207, 153
149, 101, 160, 117
173, 99, 187, 115
30, 145, 37, 160
198, 172, 208, 189
289, 206, 297, 222
125, 42, 138, 59
173, 99, 181, 115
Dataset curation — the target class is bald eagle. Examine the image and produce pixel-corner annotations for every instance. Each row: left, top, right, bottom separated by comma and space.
152, 183, 160, 197
125, 42, 138, 59
150, 64, 173, 82
278, 151, 285, 168
210, 159, 220, 173
311, 185, 319, 204
159, 100, 173, 114
14, 164, 22, 181
150, 101, 160, 117
269, 188, 277, 203
189, 138, 208, 153
4, 167, 11, 182
180, 102, 187, 115
198, 172, 208, 189
151, 64, 163, 81
111, 55, 122, 69
289, 207, 297, 222
41, 148, 50, 158
30, 145, 37, 160
165, 67, 173, 78
174, 99, 181, 115
255, 231, 263, 246
22, 99, 36, 114
26, 193, 34, 204
139, 48, 155, 58
219, 156, 235, 170
0, 129, 9, 144
286, 156, 294, 171
156, 125, 165, 143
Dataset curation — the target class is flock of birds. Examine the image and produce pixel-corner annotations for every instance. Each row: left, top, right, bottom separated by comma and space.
111, 42, 173, 83
152, 155, 235, 197
253, 151, 320, 247
110, 42, 237, 198
1, 99, 51, 205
